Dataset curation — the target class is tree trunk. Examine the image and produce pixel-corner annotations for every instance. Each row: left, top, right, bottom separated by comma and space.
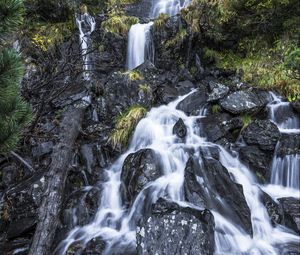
29, 106, 85, 255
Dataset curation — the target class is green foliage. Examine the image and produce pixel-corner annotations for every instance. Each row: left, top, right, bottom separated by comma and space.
0, 0, 24, 39
284, 48, 300, 79
165, 28, 187, 48
109, 106, 147, 149
139, 84, 151, 94
154, 13, 169, 29
241, 115, 252, 128
212, 104, 221, 114
101, 15, 139, 34
0, 49, 32, 154
124, 70, 144, 81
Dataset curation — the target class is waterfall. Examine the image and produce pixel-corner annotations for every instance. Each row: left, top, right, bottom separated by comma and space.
126, 22, 154, 70
151, 0, 192, 18
76, 13, 96, 80
126, 0, 191, 70
267, 92, 300, 191
57, 90, 299, 255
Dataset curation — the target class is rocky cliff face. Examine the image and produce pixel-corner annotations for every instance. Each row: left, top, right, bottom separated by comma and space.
0, 1, 299, 255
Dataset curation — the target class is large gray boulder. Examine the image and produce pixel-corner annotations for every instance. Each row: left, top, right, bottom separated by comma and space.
242, 120, 281, 151
220, 89, 267, 114
136, 198, 215, 255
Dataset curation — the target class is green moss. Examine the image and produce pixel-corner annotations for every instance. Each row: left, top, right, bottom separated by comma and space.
212, 104, 221, 114
101, 15, 139, 35
139, 84, 151, 94
241, 115, 252, 128
154, 13, 169, 29
124, 70, 144, 81
28, 21, 73, 51
109, 106, 147, 149
165, 28, 187, 48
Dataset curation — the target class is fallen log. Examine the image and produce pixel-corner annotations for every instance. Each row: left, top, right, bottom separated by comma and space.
29, 105, 85, 255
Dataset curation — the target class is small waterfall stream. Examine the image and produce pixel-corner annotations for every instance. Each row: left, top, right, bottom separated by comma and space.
126, 0, 191, 70
76, 13, 96, 80
267, 92, 300, 191
57, 90, 300, 254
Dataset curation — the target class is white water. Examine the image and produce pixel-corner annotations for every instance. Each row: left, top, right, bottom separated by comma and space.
126, 0, 191, 70
126, 22, 154, 70
57, 90, 299, 254
76, 13, 96, 80
267, 92, 300, 192
151, 0, 191, 18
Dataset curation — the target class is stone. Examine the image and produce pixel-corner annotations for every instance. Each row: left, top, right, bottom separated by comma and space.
207, 81, 229, 102
173, 118, 187, 138
136, 198, 215, 255
242, 120, 281, 151
176, 87, 207, 115
121, 149, 162, 206
220, 89, 267, 114
291, 98, 300, 113
278, 197, 300, 234
184, 156, 253, 235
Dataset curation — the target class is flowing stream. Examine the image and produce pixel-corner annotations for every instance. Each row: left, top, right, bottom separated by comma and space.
262, 92, 300, 197
126, 0, 191, 70
57, 90, 300, 254
76, 13, 96, 80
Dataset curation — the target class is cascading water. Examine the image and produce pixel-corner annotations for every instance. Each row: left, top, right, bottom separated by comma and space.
151, 0, 191, 18
57, 90, 299, 255
126, 22, 154, 70
76, 13, 96, 80
267, 92, 300, 191
126, 0, 191, 70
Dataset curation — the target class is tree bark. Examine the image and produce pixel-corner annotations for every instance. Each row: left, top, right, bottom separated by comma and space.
29, 106, 85, 255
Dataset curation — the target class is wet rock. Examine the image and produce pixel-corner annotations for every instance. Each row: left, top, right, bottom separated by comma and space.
220, 89, 267, 114
239, 146, 272, 182
125, 0, 153, 19
82, 237, 106, 255
276, 133, 300, 157
184, 156, 253, 235
61, 187, 102, 230
121, 149, 162, 206
32, 141, 54, 157
176, 87, 207, 115
242, 120, 281, 151
291, 98, 300, 113
153, 84, 179, 105
175, 80, 195, 94
1, 164, 18, 187
197, 114, 243, 143
173, 118, 187, 138
136, 198, 215, 255
278, 197, 300, 234
80, 144, 96, 174
1, 237, 31, 255
260, 191, 284, 225
207, 81, 229, 102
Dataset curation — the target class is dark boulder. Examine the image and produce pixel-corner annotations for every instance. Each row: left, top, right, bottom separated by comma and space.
239, 146, 272, 182
175, 80, 195, 95
276, 133, 300, 157
61, 187, 102, 230
184, 156, 253, 235
291, 98, 300, 113
260, 191, 284, 225
153, 84, 179, 105
121, 149, 162, 206
207, 81, 229, 102
136, 198, 215, 255
176, 87, 207, 115
278, 197, 300, 234
242, 120, 281, 151
220, 89, 267, 114
173, 118, 187, 139
197, 113, 243, 143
